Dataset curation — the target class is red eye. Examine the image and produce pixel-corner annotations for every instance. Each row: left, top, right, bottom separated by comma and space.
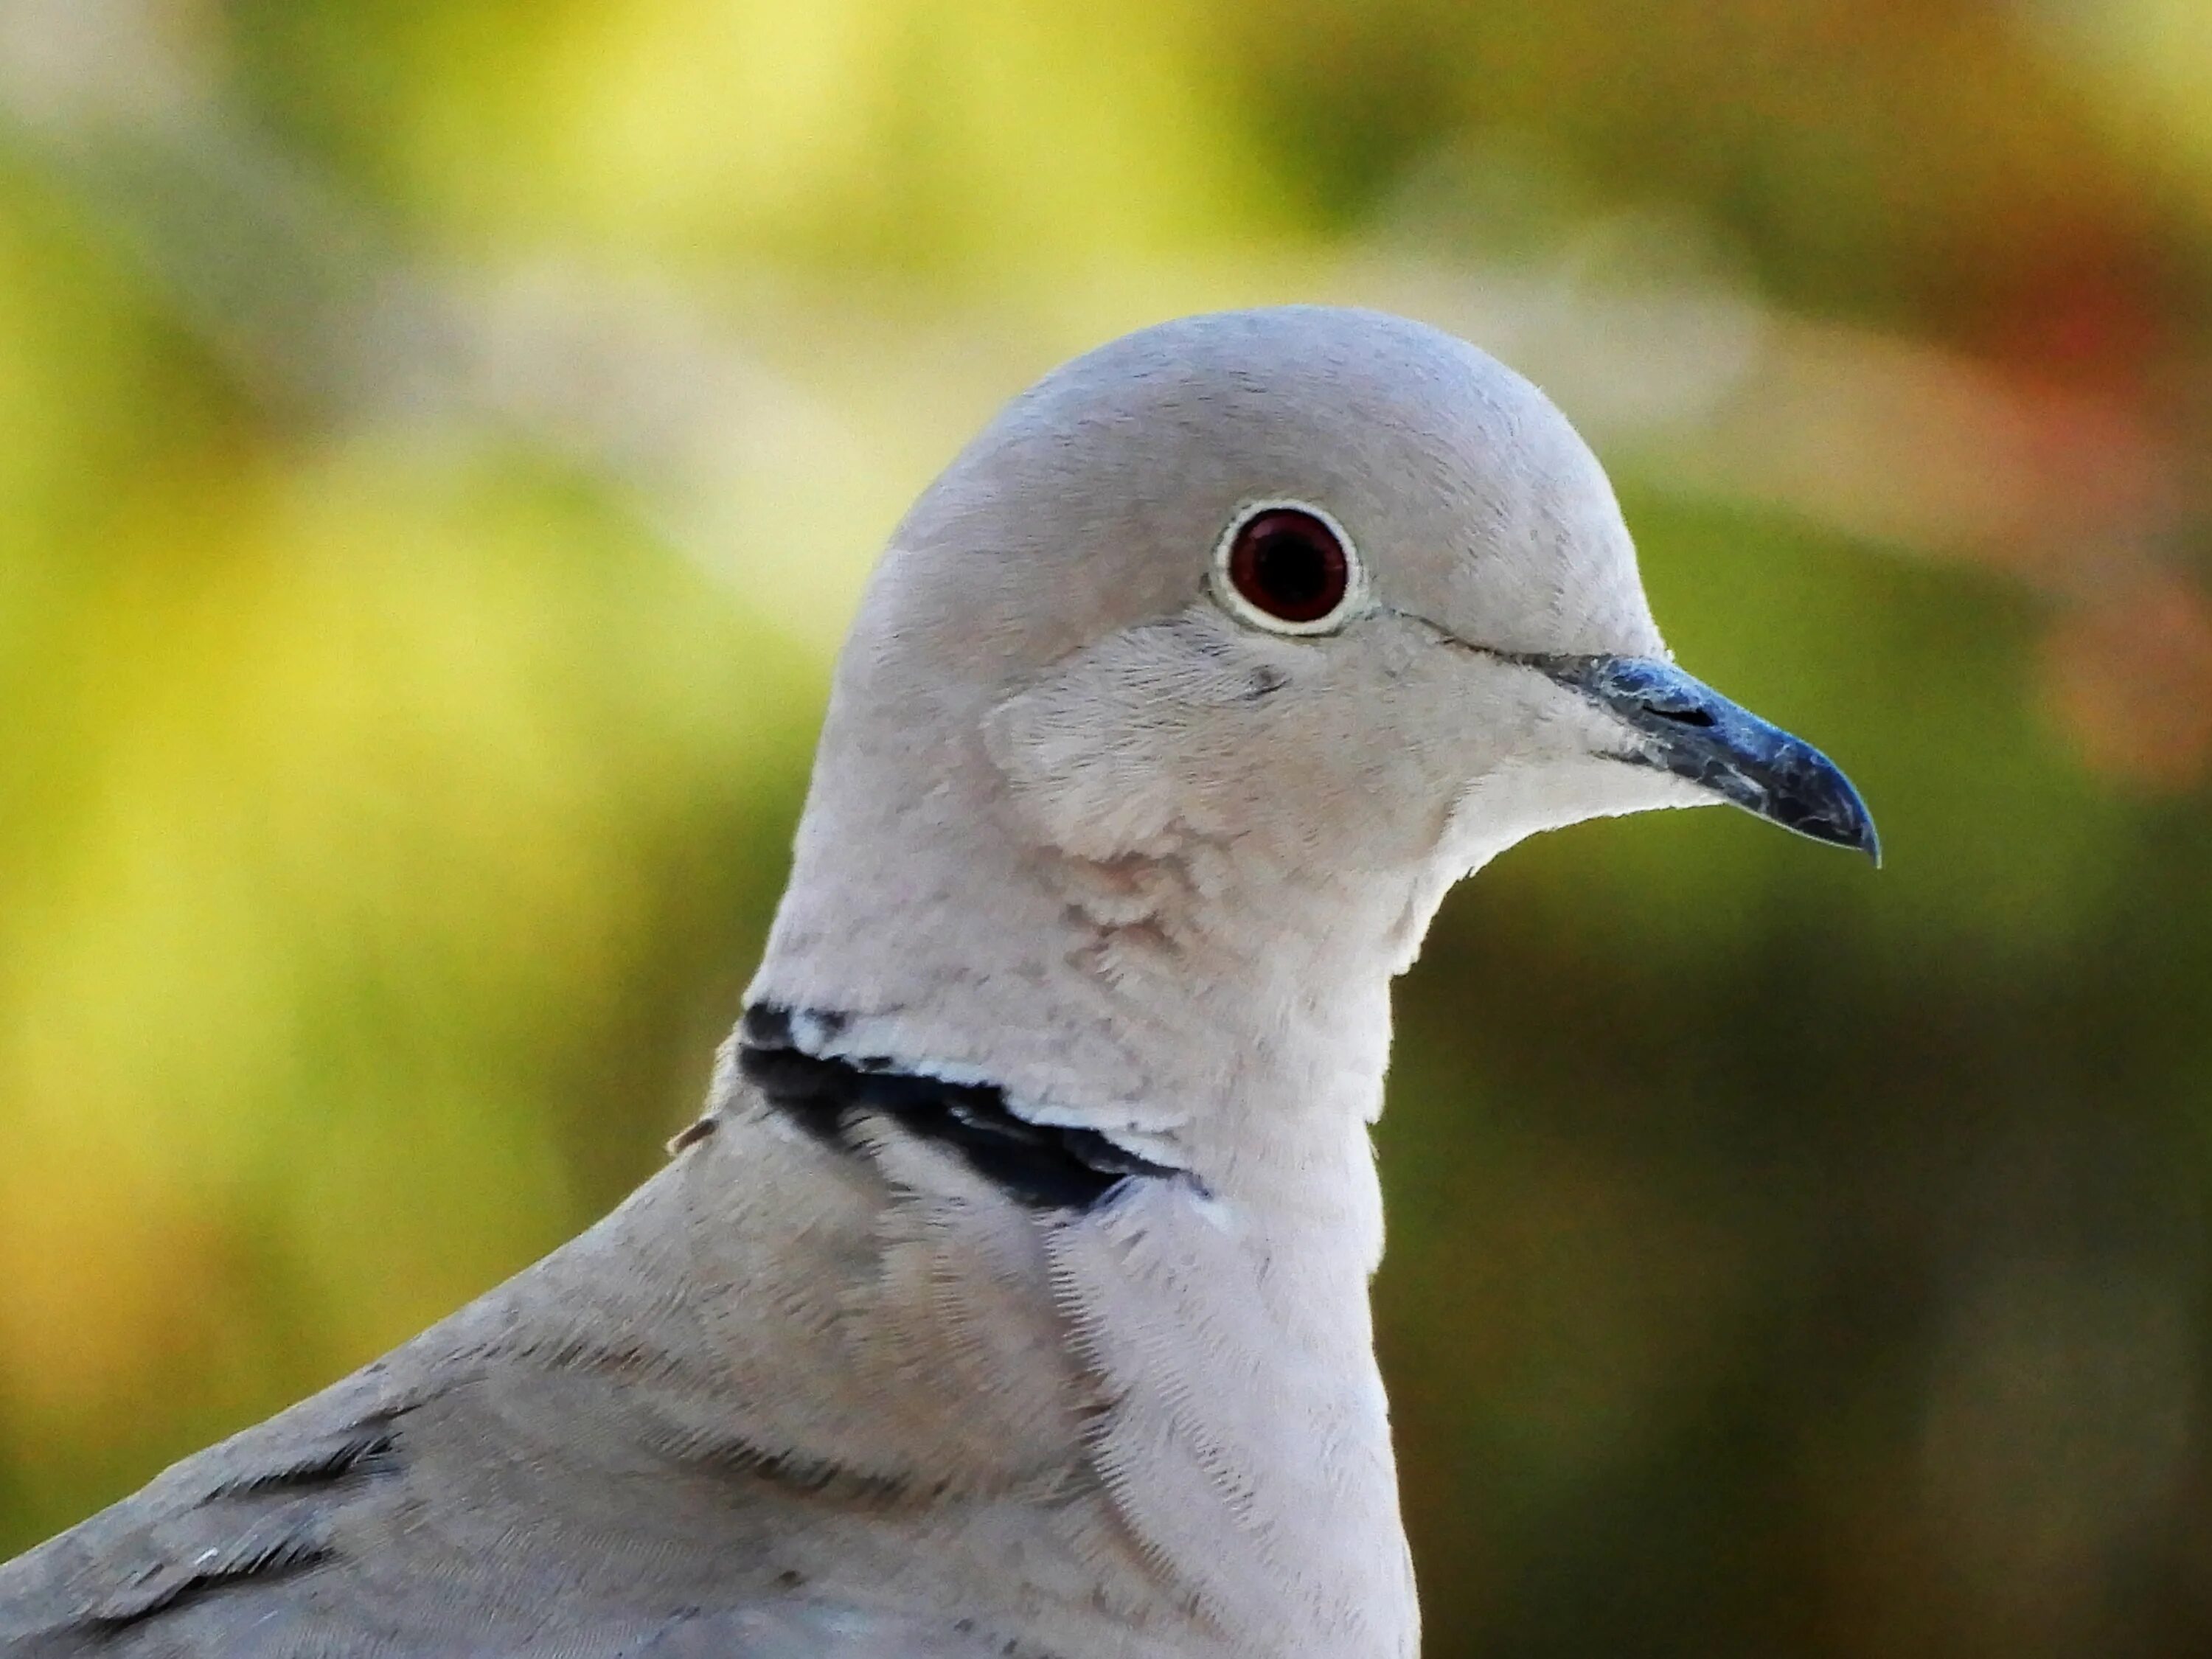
1222, 507, 1353, 629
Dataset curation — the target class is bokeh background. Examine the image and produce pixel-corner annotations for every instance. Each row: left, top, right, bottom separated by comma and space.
3, 1, 2211, 1652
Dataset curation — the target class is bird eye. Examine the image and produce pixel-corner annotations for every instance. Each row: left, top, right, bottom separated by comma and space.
1212, 503, 1361, 635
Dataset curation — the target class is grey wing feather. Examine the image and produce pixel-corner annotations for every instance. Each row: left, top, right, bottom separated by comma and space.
0, 1114, 1101, 1659
0, 1342, 1040, 1659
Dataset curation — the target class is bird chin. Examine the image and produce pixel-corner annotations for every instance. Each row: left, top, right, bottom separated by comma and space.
1439, 757, 1700, 870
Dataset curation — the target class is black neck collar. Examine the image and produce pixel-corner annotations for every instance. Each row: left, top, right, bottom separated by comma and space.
736, 1004, 1180, 1211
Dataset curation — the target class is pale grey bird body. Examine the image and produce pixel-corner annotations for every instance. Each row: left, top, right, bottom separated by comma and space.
0, 307, 1874, 1658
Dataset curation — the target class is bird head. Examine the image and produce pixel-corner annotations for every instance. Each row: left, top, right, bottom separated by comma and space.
862, 307, 1869, 882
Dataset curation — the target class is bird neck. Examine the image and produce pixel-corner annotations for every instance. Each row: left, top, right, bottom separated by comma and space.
746, 737, 1434, 1205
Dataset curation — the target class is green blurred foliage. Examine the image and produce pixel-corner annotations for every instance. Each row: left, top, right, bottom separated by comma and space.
2, 2, 2211, 1655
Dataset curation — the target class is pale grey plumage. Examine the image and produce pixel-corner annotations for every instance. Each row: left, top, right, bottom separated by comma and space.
0, 306, 1873, 1658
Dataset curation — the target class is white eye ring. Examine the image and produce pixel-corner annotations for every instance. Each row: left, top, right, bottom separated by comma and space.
1208, 499, 1368, 636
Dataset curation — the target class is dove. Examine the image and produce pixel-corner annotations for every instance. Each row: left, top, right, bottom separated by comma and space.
0, 305, 1874, 1658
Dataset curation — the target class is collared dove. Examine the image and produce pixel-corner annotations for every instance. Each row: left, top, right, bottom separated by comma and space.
0, 305, 1875, 1658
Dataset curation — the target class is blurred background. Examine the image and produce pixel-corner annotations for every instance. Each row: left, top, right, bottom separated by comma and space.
1, 0, 2210, 1652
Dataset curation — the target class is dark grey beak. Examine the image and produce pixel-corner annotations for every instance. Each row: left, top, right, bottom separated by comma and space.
1540, 655, 1880, 864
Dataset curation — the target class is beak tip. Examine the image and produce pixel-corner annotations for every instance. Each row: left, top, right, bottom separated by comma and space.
1793, 768, 1879, 867
1806, 776, 1880, 868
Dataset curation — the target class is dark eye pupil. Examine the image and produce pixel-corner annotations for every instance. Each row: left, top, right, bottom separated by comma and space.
1251, 532, 1329, 608
1227, 509, 1349, 625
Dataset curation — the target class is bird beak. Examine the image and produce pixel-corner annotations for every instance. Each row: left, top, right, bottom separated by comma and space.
1537, 654, 1881, 864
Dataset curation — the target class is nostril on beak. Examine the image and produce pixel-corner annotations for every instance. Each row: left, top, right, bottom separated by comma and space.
1640, 700, 1716, 728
